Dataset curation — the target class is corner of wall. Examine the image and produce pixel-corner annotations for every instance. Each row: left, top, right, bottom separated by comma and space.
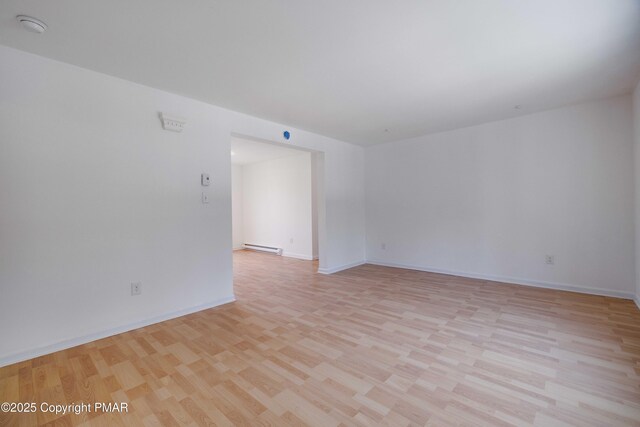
634, 79, 640, 308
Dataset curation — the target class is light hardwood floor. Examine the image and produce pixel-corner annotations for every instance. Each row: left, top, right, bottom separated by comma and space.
1, 250, 640, 426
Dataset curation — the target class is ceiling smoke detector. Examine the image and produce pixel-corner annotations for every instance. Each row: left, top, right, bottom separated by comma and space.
16, 15, 47, 34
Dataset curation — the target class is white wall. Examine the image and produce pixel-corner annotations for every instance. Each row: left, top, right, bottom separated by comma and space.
366, 95, 635, 298
241, 153, 314, 260
231, 164, 244, 250
311, 153, 320, 259
0, 46, 365, 366
634, 82, 640, 307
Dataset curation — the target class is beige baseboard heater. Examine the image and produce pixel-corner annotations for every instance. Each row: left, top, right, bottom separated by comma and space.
243, 243, 283, 255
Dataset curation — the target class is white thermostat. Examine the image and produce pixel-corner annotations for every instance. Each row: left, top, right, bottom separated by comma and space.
201, 173, 210, 186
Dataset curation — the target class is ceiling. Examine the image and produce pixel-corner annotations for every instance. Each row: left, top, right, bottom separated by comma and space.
231, 137, 305, 166
1, 1, 639, 146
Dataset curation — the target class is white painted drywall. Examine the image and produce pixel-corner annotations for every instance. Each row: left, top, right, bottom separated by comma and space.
311, 153, 320, 260
0, 46, 365, 365
366, 95, 635, 298
231, 164, 244, 250
242, 153, 313, 260
634, 81, 640, 307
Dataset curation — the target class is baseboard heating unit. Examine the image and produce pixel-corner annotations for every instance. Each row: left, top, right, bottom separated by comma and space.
243, 243, 283, 255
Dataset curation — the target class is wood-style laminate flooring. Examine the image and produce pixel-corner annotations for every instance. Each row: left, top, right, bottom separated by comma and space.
1, 250, 639, 426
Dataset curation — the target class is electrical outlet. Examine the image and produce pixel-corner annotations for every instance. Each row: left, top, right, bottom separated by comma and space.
381, 243, 386, 250
201, 192, 209, 204
131, 282, 142, 296
545, 255, 555, 265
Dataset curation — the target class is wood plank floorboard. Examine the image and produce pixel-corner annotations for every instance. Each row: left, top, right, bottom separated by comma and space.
1, 250, 639, 426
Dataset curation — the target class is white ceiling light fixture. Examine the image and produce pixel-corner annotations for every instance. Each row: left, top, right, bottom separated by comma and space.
16, 15, 47, 34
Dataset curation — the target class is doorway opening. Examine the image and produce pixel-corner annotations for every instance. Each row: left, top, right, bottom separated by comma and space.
230, 134, 324, 278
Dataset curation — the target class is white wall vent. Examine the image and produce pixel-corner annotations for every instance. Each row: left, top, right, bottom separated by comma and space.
160, 113, 186, 132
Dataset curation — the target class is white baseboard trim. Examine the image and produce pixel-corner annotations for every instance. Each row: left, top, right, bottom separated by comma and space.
0, 295, 236, 368
318, 260, 366, 275
366, 260, 635, 300
282, 252, 314, 261
634, 295, 640, 311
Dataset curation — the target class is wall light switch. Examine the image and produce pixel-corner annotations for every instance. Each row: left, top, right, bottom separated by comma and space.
201, 173, 210, 186
131, 282, 142, 296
